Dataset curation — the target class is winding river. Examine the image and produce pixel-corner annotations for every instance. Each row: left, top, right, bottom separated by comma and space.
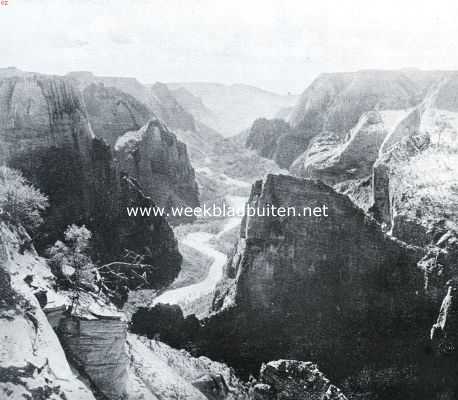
151, 194, 247, 308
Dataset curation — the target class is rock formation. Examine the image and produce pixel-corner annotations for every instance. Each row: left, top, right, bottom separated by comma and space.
250, 360, 347, 400
127, 334, 249, 400
0, 75, 182, 292
290, 111, 387, 183
200, 174, 457, 399
115, 118, 200, 214
58, 317, 129, 400
242, 70, 431, 172
82, 82, 151, 147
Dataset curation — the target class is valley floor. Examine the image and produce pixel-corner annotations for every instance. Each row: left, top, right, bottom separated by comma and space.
152, 194, 247, 316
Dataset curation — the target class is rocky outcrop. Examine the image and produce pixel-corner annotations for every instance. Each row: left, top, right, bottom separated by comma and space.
58, 317, 129, 400
290, 111, 388, 184
115, 118, 200, 215
371, 132, 431, 236
0, 75, 182, 292
127, 334, 249, 400
197, 174, 458, 399
431, 283, 458, 354
250, 360, 347, 400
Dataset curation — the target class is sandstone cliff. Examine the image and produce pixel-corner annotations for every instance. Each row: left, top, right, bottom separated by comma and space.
82, 82, 151, 147
0, 75, 182, 292
200, 174, 457, 399
58, 317, 129, 400
278, 71, 458, 253
115, 118, 200, 215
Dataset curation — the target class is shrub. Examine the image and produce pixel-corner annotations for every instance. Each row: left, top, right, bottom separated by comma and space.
0, 166, 48, 232
47, 224, 95, 305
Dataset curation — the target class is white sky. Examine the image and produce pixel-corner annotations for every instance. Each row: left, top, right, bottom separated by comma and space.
1, 0, 458, 94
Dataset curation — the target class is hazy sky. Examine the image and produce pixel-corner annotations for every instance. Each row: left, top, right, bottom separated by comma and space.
1, 0, 458, 94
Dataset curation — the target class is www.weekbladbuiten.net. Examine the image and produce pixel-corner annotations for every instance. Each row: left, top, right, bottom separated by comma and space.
125, 203, 329, 218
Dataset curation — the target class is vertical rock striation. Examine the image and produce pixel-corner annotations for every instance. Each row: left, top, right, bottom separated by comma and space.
201, 174, 457, 399
0, 75, 182, 291
59, 318, 129, 400
115, 118, 200, 215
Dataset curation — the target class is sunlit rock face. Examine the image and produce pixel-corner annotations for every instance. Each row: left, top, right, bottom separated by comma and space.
287, 71, 458, 252
58, 318, 129, 400
115, 118, 200, 215
126, 334, 249, 400
0, 76, 94, 166
242, 70, 430, 172
0, 224, 96, 400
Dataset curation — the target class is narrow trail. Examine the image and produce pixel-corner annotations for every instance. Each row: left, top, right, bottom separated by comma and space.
151, 195, 247, 307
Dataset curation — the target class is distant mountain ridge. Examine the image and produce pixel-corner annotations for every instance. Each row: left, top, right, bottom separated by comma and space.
243, 69, 458, 170
167, 81, 298, 136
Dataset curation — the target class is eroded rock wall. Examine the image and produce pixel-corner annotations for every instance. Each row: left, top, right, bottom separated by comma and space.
115, 118, 200, 215
201, 174, 455, 399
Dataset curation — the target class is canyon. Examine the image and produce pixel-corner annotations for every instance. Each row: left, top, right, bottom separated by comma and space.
1, 66, 458, 400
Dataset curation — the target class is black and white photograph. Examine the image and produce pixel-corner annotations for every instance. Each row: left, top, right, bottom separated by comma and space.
0, 1, 457, 399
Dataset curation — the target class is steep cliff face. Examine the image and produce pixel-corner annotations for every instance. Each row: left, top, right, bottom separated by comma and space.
115, 118, 200, 214
64, 72, 208, 216
200, 174, 458, 399
243, 70, 426, 171
0, 75, 94, 166
289, 70, 423, 135
370, 83, 458, 246
0, 75, 182, 291
82, 82, 151, 146
287, 72, 458, 251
